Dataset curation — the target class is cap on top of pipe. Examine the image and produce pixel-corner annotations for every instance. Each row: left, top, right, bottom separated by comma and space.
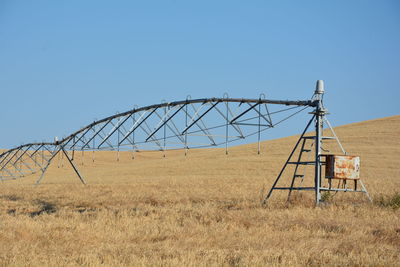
315, 80, 324, 94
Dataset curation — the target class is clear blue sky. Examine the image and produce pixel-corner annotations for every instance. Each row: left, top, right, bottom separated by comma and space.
1, 1, 399, 148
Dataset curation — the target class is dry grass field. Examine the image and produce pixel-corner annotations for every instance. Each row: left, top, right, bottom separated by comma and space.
0, 115, 399, 266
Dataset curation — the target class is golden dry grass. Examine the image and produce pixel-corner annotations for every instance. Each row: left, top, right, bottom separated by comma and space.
1, 115, 399, 266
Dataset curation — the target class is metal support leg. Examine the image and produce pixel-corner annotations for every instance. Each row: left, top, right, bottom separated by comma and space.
35, 161, 53, 185
35, 146, 86, 185
61, 148, 86, 185
360, 180, 372, 202
35, 147, 61, 185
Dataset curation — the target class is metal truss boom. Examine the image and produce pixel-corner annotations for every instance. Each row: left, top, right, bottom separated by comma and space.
1, 96, 316, 184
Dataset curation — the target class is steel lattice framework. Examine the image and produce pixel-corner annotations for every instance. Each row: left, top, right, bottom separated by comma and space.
0, 97, 313, 183
0, 82, 371, 204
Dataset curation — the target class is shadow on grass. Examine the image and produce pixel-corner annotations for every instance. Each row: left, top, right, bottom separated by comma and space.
375, 192, 400, 210
30, 200, 57, 217
0, 194, 23, 201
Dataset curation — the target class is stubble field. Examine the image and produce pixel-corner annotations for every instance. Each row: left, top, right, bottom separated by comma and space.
0, 115, 399, 266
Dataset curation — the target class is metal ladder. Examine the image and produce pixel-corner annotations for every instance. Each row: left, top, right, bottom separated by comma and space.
287, 136, 314, 201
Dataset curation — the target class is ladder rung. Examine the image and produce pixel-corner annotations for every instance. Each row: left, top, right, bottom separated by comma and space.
288, 161, 315, 165
302, 149, 311, 152
274, 187, 315, 191
302, 136, 335, 140
288, 161, 325, 165
320, 187, 366, 193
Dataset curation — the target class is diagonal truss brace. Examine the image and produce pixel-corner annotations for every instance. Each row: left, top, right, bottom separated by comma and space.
146, 104, 186, 142
182, 101, 220, 134
119, 109, 157, 145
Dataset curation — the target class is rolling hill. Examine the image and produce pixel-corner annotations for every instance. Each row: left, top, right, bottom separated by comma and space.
0, 115, 399, 266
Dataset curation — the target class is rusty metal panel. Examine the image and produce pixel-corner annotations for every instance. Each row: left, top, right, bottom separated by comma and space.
325, 155, 360, 180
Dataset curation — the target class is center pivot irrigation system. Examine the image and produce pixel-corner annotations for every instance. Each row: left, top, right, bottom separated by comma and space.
0, 81, 371, 204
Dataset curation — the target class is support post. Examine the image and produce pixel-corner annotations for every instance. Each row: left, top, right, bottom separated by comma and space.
315, 109, 322, 204
314, 80, 325, 204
